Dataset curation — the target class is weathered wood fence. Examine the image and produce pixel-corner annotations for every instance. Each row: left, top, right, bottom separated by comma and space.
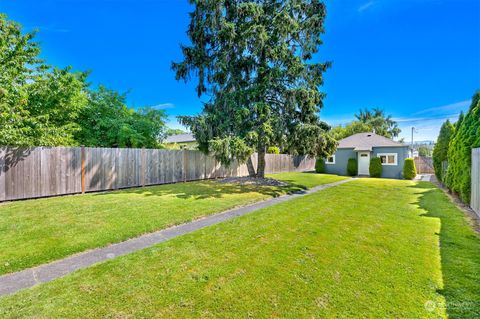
414, 156, 434, 174
472, 148, 480, 217
0, 147, 315, 201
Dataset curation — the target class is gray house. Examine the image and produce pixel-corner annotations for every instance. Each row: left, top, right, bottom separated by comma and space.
324, 132, 410, 178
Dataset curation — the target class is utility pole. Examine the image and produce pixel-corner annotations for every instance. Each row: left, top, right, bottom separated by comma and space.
411, 127, 418, 158
411, 127, 415, 150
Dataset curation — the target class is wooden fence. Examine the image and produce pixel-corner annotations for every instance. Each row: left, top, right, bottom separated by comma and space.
414, 156, 434, 174
472, 148, 480, 217
0, 146, 315, 202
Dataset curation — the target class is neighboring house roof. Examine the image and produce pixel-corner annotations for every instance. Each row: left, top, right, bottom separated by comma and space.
337, 132, 407, 151
164, 133, 196, 143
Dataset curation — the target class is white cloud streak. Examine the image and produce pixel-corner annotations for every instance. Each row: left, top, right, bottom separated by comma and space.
358, 1, 375, 12
151, 103, 175, 110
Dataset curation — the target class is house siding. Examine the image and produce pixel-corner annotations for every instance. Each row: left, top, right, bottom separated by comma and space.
372, 146, 410, 179
325, 148, 356, 176
325, 146, 410, 179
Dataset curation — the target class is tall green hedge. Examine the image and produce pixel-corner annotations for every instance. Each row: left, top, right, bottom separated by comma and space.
369, 157, 382, 177
433, 120, 455, 182
403, 158, 416, 180
444, 91, 480, 203
315, 158, 326, 173
347, 158, 357, 176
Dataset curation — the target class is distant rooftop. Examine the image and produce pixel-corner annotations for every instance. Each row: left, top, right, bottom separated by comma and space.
164, 133, 196, 143
338, 132, 407, 151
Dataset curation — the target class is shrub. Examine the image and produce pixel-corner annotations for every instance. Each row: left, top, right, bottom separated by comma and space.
347, 158, 357, 176
267, 146, 280, 154
369, 157, 382, 177
433, 120, 455, 182
403, 158, 417, 180
444, 91, 480, 203
315, 158, 325, 173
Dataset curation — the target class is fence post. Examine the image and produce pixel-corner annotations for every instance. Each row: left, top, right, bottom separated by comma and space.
81, 145, 86, 194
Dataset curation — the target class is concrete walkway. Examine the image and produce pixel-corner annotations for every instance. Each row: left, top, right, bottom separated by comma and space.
414, 174, 433, 182
0, 178, 353, 297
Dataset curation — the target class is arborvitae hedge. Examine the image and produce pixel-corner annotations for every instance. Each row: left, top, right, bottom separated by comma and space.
444, 91, 480, 203
347, 158, 357, 176
369, 157, 382, 177
315, 158, 326, 173
403, 158, 417, 180
433, 120, 455, 182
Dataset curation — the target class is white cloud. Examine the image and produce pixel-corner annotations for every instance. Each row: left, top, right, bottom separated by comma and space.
151, 103, 175, 110
358, 1, 375, 12
412, 100, 471, 116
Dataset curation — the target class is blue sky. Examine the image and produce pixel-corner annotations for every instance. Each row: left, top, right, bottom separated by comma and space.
1, 0, 479, 141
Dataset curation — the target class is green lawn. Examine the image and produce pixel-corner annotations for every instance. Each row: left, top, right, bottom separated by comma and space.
0, 172, 346, 275
266, 171, 349, 189
1, 179, 478, 318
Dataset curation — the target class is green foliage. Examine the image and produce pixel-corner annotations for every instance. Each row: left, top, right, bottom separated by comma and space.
165, 128, 186, 137
403, 158, 416, 180
355, 108, 401, 138
75, 86, 167, 148
417, 146, 431, 157
347, 158, 357, 176
369, 157, 382, 177
0, 14, 167, 148
267, 146, 280, 154
173, 0, 336, 177
444, 92, 480, 203
315, 158, 326, 173
330, 121, 372, 140
433, 120, 455, 181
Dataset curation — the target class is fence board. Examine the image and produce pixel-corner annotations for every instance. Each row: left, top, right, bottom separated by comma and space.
0, 146, 315, 201
472, 148, 480, 217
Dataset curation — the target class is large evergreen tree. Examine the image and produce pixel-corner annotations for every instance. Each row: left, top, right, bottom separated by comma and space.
432, 119, 454, 182
173, 0, 336, 177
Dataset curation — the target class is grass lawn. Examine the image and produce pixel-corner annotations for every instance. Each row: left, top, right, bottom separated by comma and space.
0, 172, 346, 275
266, 171, 349, 189
0, 179, 478, 318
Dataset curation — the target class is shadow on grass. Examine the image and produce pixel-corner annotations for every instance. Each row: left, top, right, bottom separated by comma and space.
411, 181, 480, 318
93, 179, 305, 200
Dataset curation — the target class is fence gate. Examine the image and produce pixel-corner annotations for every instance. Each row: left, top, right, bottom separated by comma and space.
414, 156, 434, 174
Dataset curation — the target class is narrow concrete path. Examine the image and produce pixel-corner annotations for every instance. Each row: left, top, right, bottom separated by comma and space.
0, 178, 353, 297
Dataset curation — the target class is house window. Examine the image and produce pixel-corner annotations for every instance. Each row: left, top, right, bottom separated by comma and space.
377, 153, 398, 166
325, 155, 335, 164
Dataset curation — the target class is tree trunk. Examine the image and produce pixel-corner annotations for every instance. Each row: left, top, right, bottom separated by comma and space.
246, 156, 256, 177
256, 144, 266, 178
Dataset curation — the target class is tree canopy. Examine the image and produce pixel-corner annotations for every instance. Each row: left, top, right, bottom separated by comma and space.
330, 121, 373, 140
0, 14, 167, 148
354, 108, 401, 138
173, 0, 335, 177
330, 108, 401, 140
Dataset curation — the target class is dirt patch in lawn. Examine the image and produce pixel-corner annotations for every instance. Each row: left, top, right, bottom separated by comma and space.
218, 177, 288, 187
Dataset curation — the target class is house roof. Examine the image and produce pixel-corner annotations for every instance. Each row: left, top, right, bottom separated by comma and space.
337, 132, 407, 150
164, 133, 196, 143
